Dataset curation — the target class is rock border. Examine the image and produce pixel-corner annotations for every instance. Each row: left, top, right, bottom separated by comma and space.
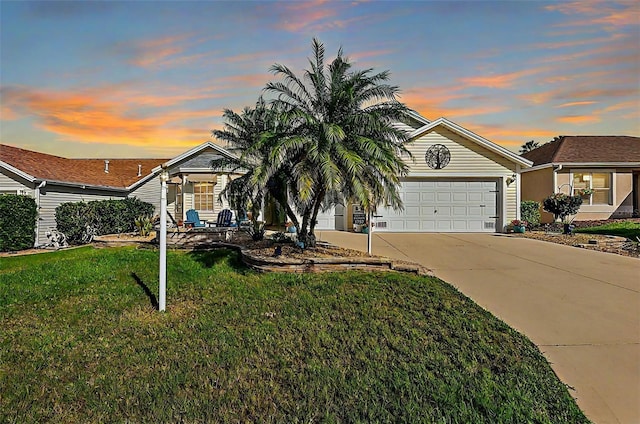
240, 248, 432, 276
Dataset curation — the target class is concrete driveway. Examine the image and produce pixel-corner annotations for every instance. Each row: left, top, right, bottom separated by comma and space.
316, 231, 639, 424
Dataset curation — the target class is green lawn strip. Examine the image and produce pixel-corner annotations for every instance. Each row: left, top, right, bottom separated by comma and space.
1, 247, 588, 423
575, 221, 640, 240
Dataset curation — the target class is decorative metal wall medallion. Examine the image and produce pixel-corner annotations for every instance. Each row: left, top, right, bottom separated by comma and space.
425, 144, 451, 169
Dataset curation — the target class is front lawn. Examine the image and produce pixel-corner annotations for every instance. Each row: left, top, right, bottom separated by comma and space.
1, 247, 588, 423
575, 221, 640, 240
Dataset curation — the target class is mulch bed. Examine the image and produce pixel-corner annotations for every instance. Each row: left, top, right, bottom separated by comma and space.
515, 218, 640, 258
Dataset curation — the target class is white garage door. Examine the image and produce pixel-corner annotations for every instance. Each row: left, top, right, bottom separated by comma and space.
376, 180, 499, 232
313, 204, 345, 230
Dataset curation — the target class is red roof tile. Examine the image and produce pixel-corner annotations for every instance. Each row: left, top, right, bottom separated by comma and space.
521, 136, 640, 166
0, 144, 168, 189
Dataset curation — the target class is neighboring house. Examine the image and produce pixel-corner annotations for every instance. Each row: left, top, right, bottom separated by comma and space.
520, 136, 640, 222
1, 111, 534, 244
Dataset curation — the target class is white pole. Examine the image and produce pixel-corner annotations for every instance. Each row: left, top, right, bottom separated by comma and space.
159, 170, 168, 312
367, 208, 372, 256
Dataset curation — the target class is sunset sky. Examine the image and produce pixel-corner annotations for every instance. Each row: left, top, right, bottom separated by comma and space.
1, 0, 638, 158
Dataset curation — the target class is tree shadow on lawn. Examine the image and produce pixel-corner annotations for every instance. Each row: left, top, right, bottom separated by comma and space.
131, 272, 159, 310
187, 248, 247, 272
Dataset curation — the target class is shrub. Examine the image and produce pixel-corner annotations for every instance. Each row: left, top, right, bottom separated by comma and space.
0, 194, 38, 251
56, 197, 154, 244
520, 200, 541, 228
134, 215, 153, 237
542, 193, 583, 223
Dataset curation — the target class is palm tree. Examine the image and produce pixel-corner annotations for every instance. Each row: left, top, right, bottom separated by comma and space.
262, 38, 411, 246
519, 140, 539, 154
210, 98, 300, 231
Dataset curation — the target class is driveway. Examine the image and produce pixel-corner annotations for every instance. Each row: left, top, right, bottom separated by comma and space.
316, 231, 640, 424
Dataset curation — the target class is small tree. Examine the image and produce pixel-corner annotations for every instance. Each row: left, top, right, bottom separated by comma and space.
542, 193, 582, 223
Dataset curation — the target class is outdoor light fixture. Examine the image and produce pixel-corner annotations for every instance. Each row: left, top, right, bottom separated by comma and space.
506, 174, 516, 186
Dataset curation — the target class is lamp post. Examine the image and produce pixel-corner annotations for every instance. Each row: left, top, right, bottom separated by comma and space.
159, 167, 169, 312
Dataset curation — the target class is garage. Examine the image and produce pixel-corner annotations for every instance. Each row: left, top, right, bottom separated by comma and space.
375, 179, 499, 232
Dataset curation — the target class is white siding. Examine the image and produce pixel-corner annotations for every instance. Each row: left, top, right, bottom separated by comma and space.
130, 177, 161, 212
0, 169, 34, 196
505, 181, 517, 223
406, 128, 517, 175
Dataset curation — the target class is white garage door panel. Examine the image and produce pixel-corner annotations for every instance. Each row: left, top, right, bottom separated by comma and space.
314, 207, 335, 230
376, 180, 498, 233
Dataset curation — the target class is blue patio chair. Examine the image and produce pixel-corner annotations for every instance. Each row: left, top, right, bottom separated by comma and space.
236, 208, 250, 228
184, 209, 205, 228
212, 209, 234, 227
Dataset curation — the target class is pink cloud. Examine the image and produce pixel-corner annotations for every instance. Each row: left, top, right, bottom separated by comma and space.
459, 67, 548, 89
554, 101, 598, 108
556, 115, 601, 124
273, 0, 366, 33
545, 1, 640, 30
0, 85, 214, 148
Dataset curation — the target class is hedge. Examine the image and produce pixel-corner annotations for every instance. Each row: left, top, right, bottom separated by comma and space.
0, 194, 38, 252
520, 200, 541, 228
56, 197, 154, 244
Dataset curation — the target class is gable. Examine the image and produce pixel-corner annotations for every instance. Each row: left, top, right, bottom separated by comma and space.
172, 148, 229, 171
406, 127, 517, 175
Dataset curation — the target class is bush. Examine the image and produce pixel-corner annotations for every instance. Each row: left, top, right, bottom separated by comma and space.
0, 195, 38, 251
56, 197, 154, 244
520, 200, 541, 228
542, 193, 582, 223
134, 215, 153, 237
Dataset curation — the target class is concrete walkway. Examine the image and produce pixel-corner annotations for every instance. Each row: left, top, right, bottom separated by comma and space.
316, 231, 640, 424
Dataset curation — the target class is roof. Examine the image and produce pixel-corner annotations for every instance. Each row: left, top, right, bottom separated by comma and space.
0, 144, 167, 189
522, 136, 640, 166
408, 117, 533, 168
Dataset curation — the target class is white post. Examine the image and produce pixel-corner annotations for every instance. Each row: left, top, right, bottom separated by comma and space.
367, 208, 372, 256
159, 169, 169, 312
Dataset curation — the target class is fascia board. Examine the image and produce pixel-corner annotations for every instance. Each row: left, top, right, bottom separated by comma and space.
519, 163, 555, 173
42, 179, 128, 192
405, 172, 511, 178
403, 109, 431, 125
553, 162, 640, 167
409, 117, 534, 168
0, 161, 36, 182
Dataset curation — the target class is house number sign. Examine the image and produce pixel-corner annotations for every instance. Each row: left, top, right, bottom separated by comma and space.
425, 144, 451, 169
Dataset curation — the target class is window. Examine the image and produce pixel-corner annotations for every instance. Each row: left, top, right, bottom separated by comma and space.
572, 172, 612, 205
193, 182, 215, 211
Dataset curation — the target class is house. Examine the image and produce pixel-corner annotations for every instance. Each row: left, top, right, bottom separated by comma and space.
0, 142, 238, 245
520, 136, 640, 222
1, 111, 533, 245
367, 116, 533, 232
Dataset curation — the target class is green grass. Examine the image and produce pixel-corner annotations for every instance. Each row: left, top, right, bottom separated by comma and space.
1, 247, 588, 423
575, 221, 640, 240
